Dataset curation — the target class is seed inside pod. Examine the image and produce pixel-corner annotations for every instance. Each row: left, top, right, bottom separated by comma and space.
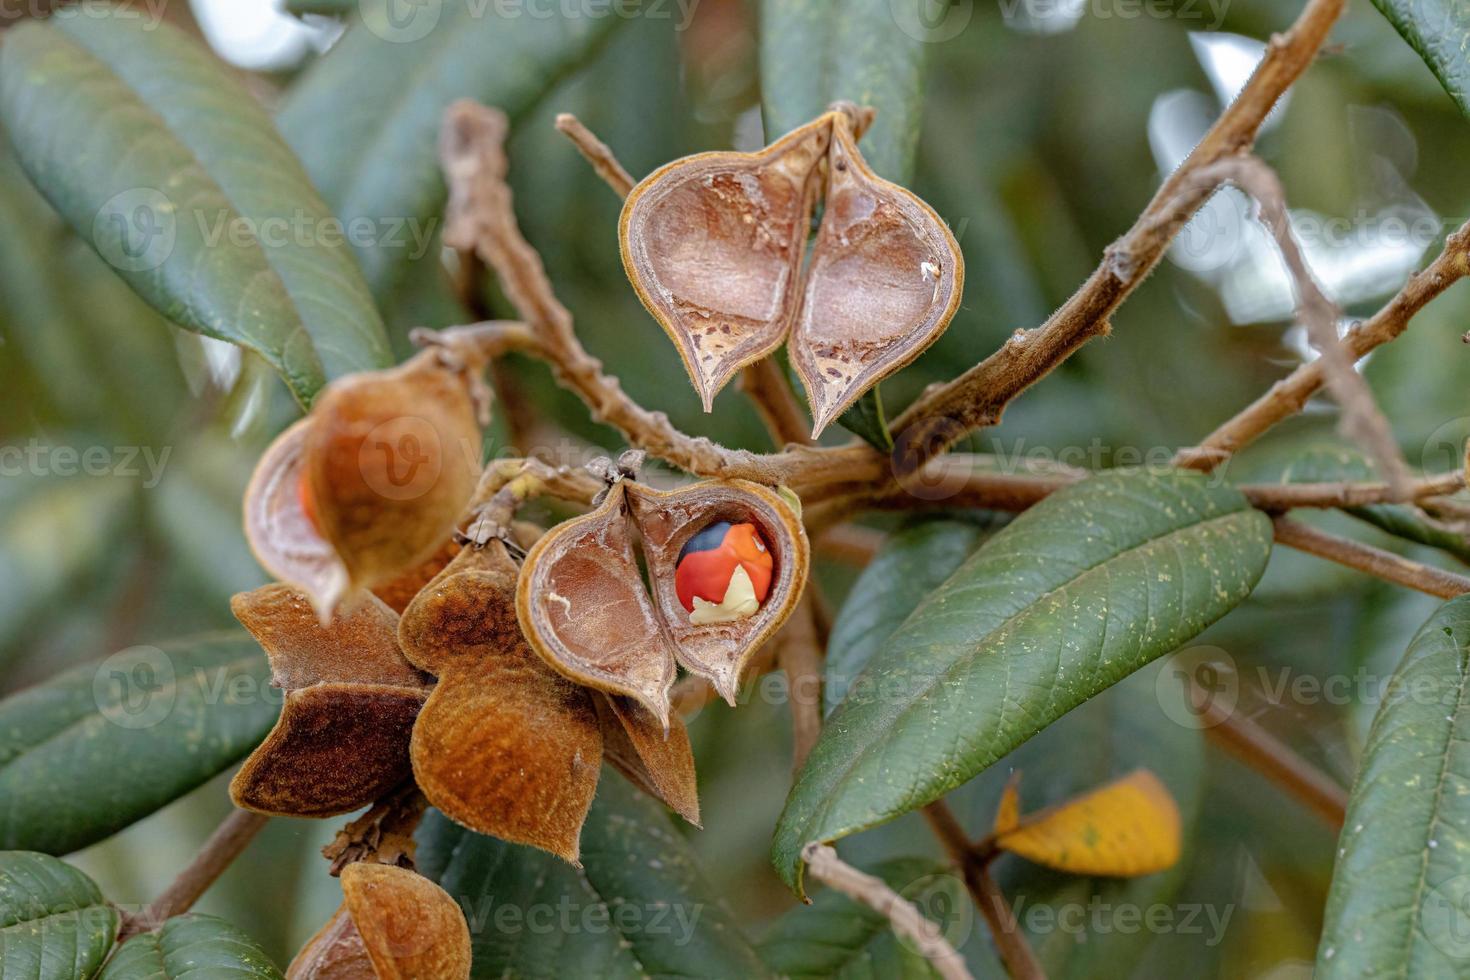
674, 521, 774, 625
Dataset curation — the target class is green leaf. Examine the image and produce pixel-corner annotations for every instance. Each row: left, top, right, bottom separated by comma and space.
284, 0, 355, 16
825, 517, 997, 714
1317, 594, 1470, 976
0, 633, 278, 854
1276, 444, 1470, 564
760, 0, 941, 446
759, 857, 964, 979
98, 914, 283, 980
0, 15, 391, 407
418, 773, 769, 979
773, 468, 1272, 895
1371, 0, 1470, 117
0, 851, 118, 980
278, 1, 624, 300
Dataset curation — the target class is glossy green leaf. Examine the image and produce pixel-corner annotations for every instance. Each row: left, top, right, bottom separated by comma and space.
0, 851, 118, 980
1318, 594, 1470, 976
825, 517, 996, 714
284, 0, 355, 16
418, 773, 768, 979
1371, 0, 1470, 117
759, 857, 964, 979
98, 914, 282, 980
0, 15, 391, 407
278, 1, 623, 300
773, 469, 1272, 894
0, 633, 277, 855
1276, 444, 1470, 564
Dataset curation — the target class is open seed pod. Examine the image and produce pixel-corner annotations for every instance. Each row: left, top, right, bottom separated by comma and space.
519, 468, 808, 721
620, 107, 962, 434
398, 536, 700, 861
287, 863, 470, 980
230, 585, 429, 817
245, 351, 482, 618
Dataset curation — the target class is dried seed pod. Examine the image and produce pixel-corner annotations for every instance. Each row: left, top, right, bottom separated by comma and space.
398, 542, 602, 864
628, 480, 807, 703
370, 537, 461, 614
519, 473, 808, 717
230, 586, 428, 817
517, 481, 679, 726
595, 694, 699, 826
620, 109, 962, 433
245, 352, 482, 618
620, 115, 831, 411
789, 114, 963, 434
289, 864, 470, 980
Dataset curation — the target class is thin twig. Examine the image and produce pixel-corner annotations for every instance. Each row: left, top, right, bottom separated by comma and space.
740, 355, 815, 448
801, 843, 976, 980
1176, 219, 1470, 469
1191, 689, 1347, 828
1184, 156, 1411, 498
815, 524, 886, 566
554, 112, 636, 198
1274, 516, 1470, 599
127, 809, 269, 934
778, 598, 824, 774
920, 801, 1044, 980
889, 0, 1348, 468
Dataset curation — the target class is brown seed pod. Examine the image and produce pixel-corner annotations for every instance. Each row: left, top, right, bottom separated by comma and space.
229, 585, 429, 818
595, 694, 699, 826
620, 108, 962, 434
245, 351, 482, 618
288, 864, 470, 980
519, 471, 808, 720
398, 542, 602, 864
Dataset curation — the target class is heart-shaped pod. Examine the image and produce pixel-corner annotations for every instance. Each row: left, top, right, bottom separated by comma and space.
518, 476, 808, 721
245, 351, 482, 618
620, 109, 963, 434
789, 115, 963, 435
620, 115, 831, 411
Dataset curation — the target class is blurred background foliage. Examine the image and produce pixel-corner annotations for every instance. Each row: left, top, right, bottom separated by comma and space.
2, 0, 1468, 974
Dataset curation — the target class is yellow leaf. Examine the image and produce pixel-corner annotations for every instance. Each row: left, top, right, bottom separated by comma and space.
993, 771, 1022, 835
994, 769, 1180, 877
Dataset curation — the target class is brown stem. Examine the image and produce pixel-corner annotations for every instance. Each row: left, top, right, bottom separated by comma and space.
801, 842, 976, 980
890, 0, 1347, 467
1194, 693, 1347, 828
1177, 220, 1470, 469
777, 597, 824, 774
740, 355, 815, 448
555, 112, 636, 198
921, 801, 1045, 980
1273, 516, 1470, 599
131, 809, 269, 933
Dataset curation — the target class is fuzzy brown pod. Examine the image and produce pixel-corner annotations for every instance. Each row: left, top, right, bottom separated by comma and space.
230, 585, 429, 818
620, 108, 963, 435
287, 863, 470, 980
244, 351, 482, 619
518, 475, 808, 721
398, 538, 700, 863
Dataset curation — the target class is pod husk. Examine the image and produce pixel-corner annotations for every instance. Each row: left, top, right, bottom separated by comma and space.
399, 542, 602, 863
229, 586, 428, 817
342, 864, 470, 980
596, 694, 700, 826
